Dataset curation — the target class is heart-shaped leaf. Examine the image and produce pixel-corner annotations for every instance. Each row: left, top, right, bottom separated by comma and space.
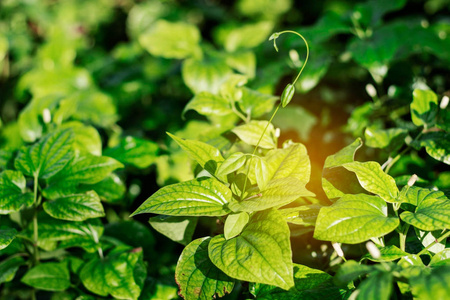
208, 210, 294, 290
22, 262, 71, 291
400, 197, 450, 231
43, 191, 105, 221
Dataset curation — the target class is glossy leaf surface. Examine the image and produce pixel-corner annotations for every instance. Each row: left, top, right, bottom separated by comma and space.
232, 121, 277, 149
43, 191, 105, 221
22, 262, 71, 291
0, 170, 34, 214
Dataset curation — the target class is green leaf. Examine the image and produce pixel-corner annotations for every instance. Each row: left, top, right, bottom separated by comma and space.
104, 221, 155, 252
0, 228, 17, 250
429, 249, 450, 267
400, 197, 450, 231
219, 21, 273, 52
294, 49, 332, 93
43, 191, 105, 221
238, 87, 277, 118
411, 89, 438, 127
398, 186, 447, 206
44, 154, 123, 198
364, 127, 407, 152
280, 204, 322, 226
409, 266, 450, 300
322, 138, 365, 200
79, 173, 126, 203
80, 249, 146, 299
343, 161, 399, 203
355, 270, 393, 300
224, 212, 249, 240
232, 120, 277, 149
216, 152, 247, 177
176, 237, 235, 300
251, 263, 342, 300
273, 107, 317, 141
229, 177, 315, 212
149, 215, 197, 246
334, 260, 374, 287
183, 92, 233, 117
139, 20, 201, 59
105, 136, 159, 169
61, 121, 102, 156
0, 256, 25, 284
131, 177, 232, 217
15, 129, 75, 179
182, 58, 232, 94
314, 194, 400, 244
22, 262, 71, 291
225, 51, 256, 78
168, 132, 224, 174
416, 132, 450, 165
363, 245, 408, 262
208, 210, 294, 290
0, 170, 34, 214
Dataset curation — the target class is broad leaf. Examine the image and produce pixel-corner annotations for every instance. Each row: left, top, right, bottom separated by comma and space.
343, 161, 399, 203
416, 132, 450, 165
238, 87, 277, 118
226, 51, 256, 78
322, 138, 365, 200
149, 216, 197, 246
398, 186, 447, 206
43, 191, 105, 221
176, 237, 235, 300
218, 21, 273, 52
168, 132, 224, 174
0, 228, 17, 250
0, 170, 34, 214
229, 177, 314, 212
232, 120, 277, 149
364, 127, 407, 152
334, 260, 374, 287
400, 197, 450, 231
183, 92, 233, 117
139, 20, 201, 59
314, 194, 400, 244
224, 212, 249, 239
409, 266, 450, 300
363, 245, 408, 262
61, 121, 102, 156
22, 262, 70, 291
79, 173, 126, 203
216, 152, 247, 177
182, 58, 232, 94
15, 129, 74, 179
80, 249, 146, 299
131, 178, 232, 217
0, 256, 24, 284
105, 136, 159, 169
251, 264, 342, 300
208, 210, 294, 290
44, 154, 123, 198
411, 89, 438, 127
355, 270, 393, 300
429, 249, 450, 267
281, 204, 322, 226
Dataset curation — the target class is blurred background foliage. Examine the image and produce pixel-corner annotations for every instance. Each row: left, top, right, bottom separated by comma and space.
0, 0, 449, 299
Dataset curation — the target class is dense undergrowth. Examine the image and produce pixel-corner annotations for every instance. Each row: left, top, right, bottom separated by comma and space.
0, 0, 449, 299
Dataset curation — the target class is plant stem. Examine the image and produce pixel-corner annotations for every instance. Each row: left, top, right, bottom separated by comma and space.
383, 131, 424, 174
399, 224, 409, 252
417, 230, 450, 256
32, 175, 39, 265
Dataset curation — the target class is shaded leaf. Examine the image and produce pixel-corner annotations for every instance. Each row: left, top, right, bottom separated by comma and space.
238, 87, 277, 118
176, 237, 235, 300
364, 127, 407, 152
355, 270, 393, 300
105, 136, 159, 169
400, 197, 450, 231
280, 204, 322, 226
183, 92, 232, 117
0, 256, 25, 284
411, 89, 438, 127
22, 262, 70, 291
0, 170, 34, 214
149, 216, 197, 246
0, 228, 17, 250
409, 266, 450, 300
209, 210, 294, 290
363, 245, 408, 262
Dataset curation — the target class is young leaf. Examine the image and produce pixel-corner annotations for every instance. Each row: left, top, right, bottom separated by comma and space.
15, 129, 74, 179
168, 132, 224, 174
176, 237, 235, 300
0, 256, 25, 284
238, 87, 278, 118
61, 121, 102, 156
0, 228, 17, 250
43, 191, 105, 221
232, 121, 277, 149
22, 262, 71, 291
314, 194, 400, 244
322, 138, 365, 200
182, 58, 232, 94
131, 178, 232, 217
343, 161, 399, 203
139, 20, 201, 59
363, 245, 409, 262
400, 197, 450, 231
80, 249, 146, 299
229, 177, 315, 212
398, 186, 447, 205
216, 152, 247, 177
104, 136, 159, 169
224, 212, 249, 240
0, 170, 34, 214
208, 210, 294, 290
251, 264, 342, 300
411, 89, 438, 127
149, 216, 197, 246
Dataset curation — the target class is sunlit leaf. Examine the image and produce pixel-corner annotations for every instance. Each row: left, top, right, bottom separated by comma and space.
226, 51, 256, 78
22, 262, 71, 291
238, 87, 277, 118
61, 121, 102, 156
400, 197, 450, 231
43, 191, 105, 221
363, 245, 408, 262
131, 178, 232, 217
355, 270, 393, 300
232, 120, 277, 149
429, 249, 450, 267
280, 204, 322, 226
176, 237, 235, 300
183, 92, 233, 117
217, 21, 273, 52
105, 136, 159, 169
364, 127, 407, 152
224, 212, 249, 240
182, 58, 232, 94
411, 89, 438, 127
0, 170, 34, 214
216, 152, 247, 177
209, 210, 294, 290
409, 266, 450, 300
314, 194, 399, 244
0, 228, 17, 250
